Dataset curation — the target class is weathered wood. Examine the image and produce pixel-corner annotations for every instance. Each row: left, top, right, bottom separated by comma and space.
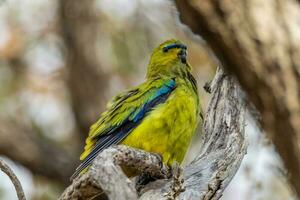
175, 0, 300, 196
59, 145, 169, 200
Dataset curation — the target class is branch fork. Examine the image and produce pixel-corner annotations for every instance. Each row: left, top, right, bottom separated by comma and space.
59, 67, 247, 200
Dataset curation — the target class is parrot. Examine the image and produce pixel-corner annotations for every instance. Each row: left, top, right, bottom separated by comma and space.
71, 39, 202, 180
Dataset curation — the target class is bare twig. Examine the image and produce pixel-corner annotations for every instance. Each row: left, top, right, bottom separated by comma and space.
60, 67, 246, 200
0, 159, 26, 200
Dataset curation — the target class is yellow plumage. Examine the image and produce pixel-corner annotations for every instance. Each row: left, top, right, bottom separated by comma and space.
122, 78, 199, 165
72, 39, 202, 179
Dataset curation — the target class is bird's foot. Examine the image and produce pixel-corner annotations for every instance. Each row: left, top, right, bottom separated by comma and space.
136, 173, 157, 193
152, 153, 171, 178
164, 162, 185, 199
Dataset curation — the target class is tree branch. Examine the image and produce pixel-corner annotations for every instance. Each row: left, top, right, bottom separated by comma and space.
0, 158, 26, 200
59, 67, 246, 200
59, 145, 170, 200
175, 0, 300, 196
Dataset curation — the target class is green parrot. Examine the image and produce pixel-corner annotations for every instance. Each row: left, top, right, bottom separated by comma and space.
71, 39, 202, 179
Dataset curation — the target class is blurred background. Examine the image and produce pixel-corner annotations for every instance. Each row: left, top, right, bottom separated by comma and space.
0, 0, 296, 199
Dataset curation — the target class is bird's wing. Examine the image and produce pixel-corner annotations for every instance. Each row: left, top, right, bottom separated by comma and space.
71, 78, 176, 179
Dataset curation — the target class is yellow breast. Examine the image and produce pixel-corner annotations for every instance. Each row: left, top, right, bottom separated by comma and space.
121, 85, 198, 166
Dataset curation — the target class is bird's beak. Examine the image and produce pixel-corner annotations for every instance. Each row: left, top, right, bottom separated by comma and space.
178, 49, 187, 64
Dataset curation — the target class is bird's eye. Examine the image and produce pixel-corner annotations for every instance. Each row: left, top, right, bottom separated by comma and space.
163, 44, 187, 52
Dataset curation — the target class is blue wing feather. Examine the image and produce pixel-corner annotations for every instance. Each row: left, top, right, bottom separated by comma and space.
71, 79, 176, 180
132, 79, 175, 122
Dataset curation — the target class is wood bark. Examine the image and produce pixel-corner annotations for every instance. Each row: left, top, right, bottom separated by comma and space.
175, 0, 300, 196
59, 145, 169, 200
59, 68, 247, 200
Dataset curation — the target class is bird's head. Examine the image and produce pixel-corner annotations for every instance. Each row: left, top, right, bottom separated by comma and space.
147, 39, 191, 78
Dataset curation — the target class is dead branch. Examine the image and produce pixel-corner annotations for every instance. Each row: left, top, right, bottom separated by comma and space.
0, 158, 26, 200
59, 67, 246, 200
175, 0, 300, 196
59, 145, 170, 200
